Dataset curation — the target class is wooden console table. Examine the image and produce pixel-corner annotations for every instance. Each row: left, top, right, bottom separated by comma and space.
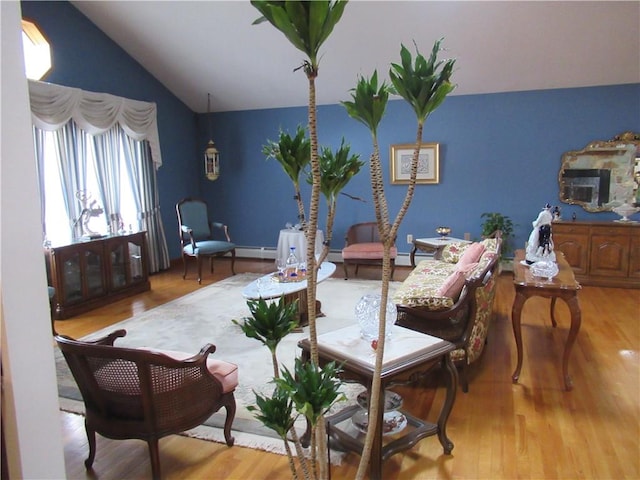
511, 249, 582, 391
46, 232, 150, 319
298, 325, 457, 480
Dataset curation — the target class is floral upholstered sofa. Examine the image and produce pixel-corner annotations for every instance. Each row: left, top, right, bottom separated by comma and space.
392, 234, 502, 392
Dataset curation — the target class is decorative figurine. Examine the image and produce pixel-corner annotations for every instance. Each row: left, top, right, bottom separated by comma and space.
74, 190, 104, 239
525, 203, 557, 264
552, 205, 561, 222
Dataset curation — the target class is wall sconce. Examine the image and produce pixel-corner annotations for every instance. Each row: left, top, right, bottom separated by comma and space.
204, 93, 219, 181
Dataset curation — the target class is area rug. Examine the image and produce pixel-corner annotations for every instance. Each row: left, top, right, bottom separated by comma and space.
56, 274, 401, 455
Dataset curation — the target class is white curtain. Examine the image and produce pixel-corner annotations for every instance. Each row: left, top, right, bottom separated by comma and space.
28, 80, 162, 168
28, 81, 170, 272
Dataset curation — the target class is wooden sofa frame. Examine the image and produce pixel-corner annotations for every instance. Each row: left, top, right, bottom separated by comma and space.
395, 244, 501, 393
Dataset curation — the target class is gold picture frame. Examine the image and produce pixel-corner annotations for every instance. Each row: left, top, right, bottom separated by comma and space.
390, 143, 440, 184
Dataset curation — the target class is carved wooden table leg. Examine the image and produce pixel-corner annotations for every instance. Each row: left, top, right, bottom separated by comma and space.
561, 294, 582, 391
437, 353, 457, 454
511, 289, 527, 384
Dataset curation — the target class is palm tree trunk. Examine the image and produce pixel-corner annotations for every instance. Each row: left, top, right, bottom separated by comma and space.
355, 126, 424, 480
305, 70, 331, 480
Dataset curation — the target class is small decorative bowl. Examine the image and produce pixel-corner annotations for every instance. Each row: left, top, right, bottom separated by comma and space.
436, 226, 451, 239
613, 203, 639, 222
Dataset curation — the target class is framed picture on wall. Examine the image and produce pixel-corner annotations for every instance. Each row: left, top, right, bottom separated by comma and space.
390, 143, 440, 184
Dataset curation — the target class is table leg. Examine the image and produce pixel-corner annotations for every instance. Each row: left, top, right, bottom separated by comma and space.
410, 243, 418, 268
437, 354, 457, 454
561, 294, 581, 391
511, 290, 527, 384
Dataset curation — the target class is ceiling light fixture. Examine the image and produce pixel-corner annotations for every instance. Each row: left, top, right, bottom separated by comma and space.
204, 93, 219, 181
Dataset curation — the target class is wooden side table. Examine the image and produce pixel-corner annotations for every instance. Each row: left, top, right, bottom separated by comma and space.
410, 236, 470, 267
298, 325, 457, 480
511, 249, 582, 390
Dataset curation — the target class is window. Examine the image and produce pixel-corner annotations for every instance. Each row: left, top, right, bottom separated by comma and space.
40, 127, 140, 246
22, 19, 51, 80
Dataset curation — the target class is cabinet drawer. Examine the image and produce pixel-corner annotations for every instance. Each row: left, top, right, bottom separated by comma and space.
553, 224, 589, 235
591, 225, 630, 236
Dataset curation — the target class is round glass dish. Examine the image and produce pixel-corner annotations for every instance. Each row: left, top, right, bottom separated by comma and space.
356, 389, 402, 412
351, 409, 407, 436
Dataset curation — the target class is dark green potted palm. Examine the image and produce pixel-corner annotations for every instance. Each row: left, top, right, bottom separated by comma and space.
480, 212, 516, 260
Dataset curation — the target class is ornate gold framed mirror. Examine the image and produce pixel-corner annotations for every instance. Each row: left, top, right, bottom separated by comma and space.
558, 131, 640, 212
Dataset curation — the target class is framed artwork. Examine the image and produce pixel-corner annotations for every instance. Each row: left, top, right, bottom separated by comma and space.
390, 143, 440, 184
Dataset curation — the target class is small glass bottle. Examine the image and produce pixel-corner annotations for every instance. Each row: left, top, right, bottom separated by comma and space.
285, 246, 298, 279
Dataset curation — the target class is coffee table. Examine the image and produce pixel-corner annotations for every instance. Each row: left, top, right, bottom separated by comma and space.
410, 236, 470, 267
511, 249, 582, 390
242, 262, 336, 327
298, 324, 457, 480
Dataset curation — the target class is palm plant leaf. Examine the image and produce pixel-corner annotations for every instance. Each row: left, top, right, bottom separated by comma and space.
307, 139, 364, 201
251, 1, 347, 66
262, 126, 311, 185
389, 40, 456, 124
341, 71, 390, 136
275, 358, 345, 425
247, 386, 296, 439
232, 296, 299, 353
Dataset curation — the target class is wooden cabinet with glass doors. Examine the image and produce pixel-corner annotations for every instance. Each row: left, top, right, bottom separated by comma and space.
46, 232, 150, 319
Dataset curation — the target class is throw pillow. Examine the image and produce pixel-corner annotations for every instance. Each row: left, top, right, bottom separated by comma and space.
441, 242, 471, 263
457, 242, 486, 267
436, 270, 466, 300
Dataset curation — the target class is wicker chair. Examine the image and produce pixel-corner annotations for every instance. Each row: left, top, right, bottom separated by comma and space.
55, 329, 238, 479
341, 222, 397, 279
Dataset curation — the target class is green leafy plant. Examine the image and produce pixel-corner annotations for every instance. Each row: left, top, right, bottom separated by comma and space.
276, 358, 345, 479
235, 293, 345, 480
262, 126, 311, 226
232, 296, 299, 377
248, 387, 298, 472
480, 212, 515, 258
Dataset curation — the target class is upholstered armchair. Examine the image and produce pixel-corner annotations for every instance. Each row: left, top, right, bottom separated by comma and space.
341, 222, 397, 279
55, 329, 238, 479
176, 198, 236, 283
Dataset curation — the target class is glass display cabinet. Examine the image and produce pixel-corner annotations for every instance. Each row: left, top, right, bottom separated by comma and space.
46, 232, 150, 319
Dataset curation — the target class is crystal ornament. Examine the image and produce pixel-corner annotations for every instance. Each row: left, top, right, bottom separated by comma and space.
355, 293, 397, 341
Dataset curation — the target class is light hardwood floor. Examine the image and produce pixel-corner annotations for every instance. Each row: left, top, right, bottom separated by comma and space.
54, 259, 640, 479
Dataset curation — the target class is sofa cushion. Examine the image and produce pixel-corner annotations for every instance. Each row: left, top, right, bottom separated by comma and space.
392, 259, 458, 310
342, 242, 397, 260
441, 242, 471, 263
143, 348, 239, 393
457, 242, 486, 266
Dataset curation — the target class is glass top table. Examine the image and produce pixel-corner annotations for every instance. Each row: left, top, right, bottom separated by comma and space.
242, 261, 336, 300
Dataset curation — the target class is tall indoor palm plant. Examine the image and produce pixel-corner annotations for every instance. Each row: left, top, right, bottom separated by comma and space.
342, 40, 456, 479
251, 3, 456, 479
251, 2, 348, 479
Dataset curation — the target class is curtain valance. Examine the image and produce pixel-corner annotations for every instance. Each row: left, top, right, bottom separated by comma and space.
28, 80, 163, 168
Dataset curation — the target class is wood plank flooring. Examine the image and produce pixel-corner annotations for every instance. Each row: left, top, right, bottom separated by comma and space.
54, 259, 640, 479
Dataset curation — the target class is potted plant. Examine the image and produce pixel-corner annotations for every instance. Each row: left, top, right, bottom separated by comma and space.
480, 212, 516, 261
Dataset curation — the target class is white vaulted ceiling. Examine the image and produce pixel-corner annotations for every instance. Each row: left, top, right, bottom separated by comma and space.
70, 1, 640, 113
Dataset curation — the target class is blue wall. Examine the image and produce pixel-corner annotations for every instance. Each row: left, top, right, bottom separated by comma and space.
22, 1, 640, 261
205, 85, 640, 256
